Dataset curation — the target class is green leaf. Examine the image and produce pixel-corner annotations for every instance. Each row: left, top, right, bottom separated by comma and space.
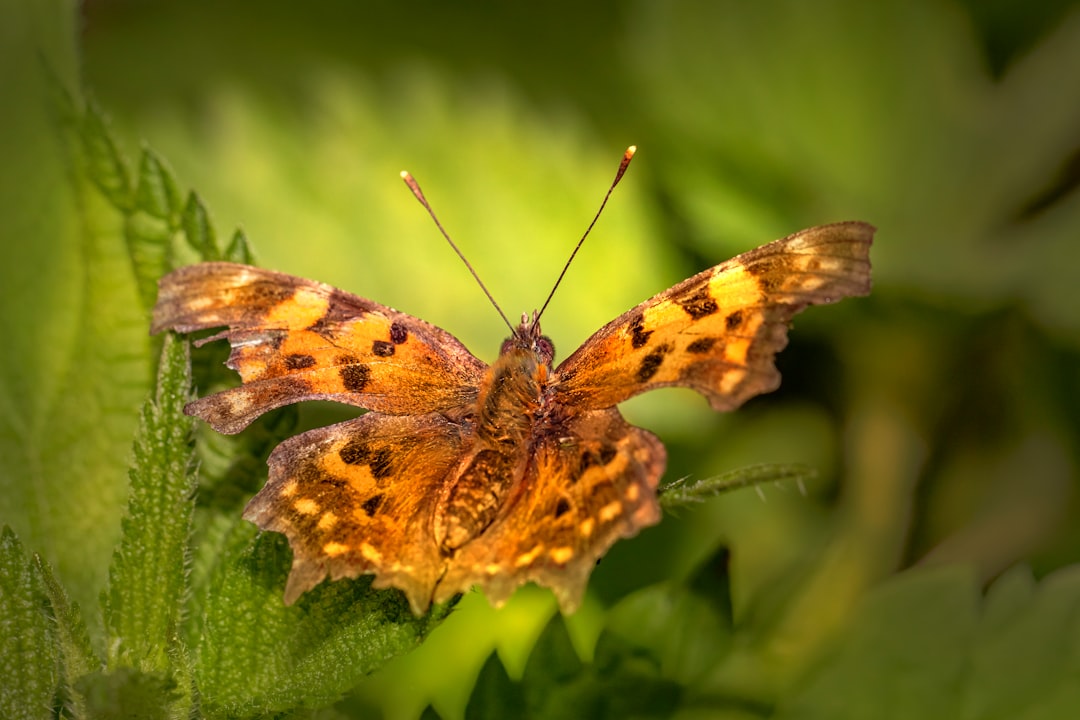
501, 612, 682, 720
128, 149, 182, 310
522, 613, 584, 691
604, 579, 731, 685
0, 527, 58, 718
420, 705, 446, 720
181, 191, 221, 260
195, 520, 452, 716
465, 652, 525, 720
961, 565, 1080, 720
776, 565, 981, 719
772, 564, 1080, 718
659, 464, 818, 511
103, 333, 196, 679
134, 147, 183, 222
224, 227, 255, 264
75, 667, 180, 720
34, 554, 100, 718
82, 98, 134, 212
589, 633, 681, 719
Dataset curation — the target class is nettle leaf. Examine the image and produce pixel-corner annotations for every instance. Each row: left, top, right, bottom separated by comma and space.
75, 667, 181, 720
0, 527, 58, 718
82, 98, 134, 212
225, 227, 255, 265
128, 148, 183, 311
104, 334, 196, 676
182, 191, 222, 261
195, 518, 453, 717
35, 554, 100, 718
134, 147, 184, 223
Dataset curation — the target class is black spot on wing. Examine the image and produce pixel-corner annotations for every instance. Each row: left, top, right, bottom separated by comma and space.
686, 337, 716, 354
636, 343, 672, 382
725, 310, 744, 331
339, 440, 394, 480
390, 322, 408, 344
284, 353, 317, 370
334, 354, 370, 392
677, 285, 719, 319
305, 288, 373, 340
628, 314, 652, 349
372, 340, 395, 357
581, 443, 617, 471
554, 497, 571, 518
362, 493, 385, 517
339, 364, 370, 393
572, 441, 618, 484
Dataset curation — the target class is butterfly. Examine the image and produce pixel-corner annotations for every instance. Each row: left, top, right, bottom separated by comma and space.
151, 150, 873, 615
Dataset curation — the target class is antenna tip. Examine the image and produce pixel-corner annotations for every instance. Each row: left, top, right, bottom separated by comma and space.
400, 170, 411, 180
626, 145, 637, 157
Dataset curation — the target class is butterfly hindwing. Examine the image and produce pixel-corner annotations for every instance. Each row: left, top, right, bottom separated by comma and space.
436, 408, 665, 611
242, 411, 466, 614
151, 262, 486, 433
554, 221, 873, 411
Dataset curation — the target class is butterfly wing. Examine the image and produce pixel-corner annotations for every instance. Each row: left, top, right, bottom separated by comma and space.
242, 411, 466, 614
554, 222, 873, 411
151, 262, 486, 433
435, 407, 665, 612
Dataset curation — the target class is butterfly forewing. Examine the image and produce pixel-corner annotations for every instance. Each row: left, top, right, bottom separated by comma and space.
554, 221, 873, 412
151, 262, 486, 433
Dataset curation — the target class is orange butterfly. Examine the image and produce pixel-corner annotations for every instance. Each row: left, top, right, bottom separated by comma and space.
152, 149, 873, 614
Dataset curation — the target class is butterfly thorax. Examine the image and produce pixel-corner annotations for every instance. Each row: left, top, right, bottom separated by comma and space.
433, 323, 554, 552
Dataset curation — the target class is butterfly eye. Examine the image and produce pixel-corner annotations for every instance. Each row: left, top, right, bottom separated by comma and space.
536, 336, 555, 364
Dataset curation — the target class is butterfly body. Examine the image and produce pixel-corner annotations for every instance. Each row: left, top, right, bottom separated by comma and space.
152, 221, 873, 614
437, 332, 549, 551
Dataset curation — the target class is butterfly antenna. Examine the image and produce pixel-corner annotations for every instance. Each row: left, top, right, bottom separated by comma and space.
401, 170, 516, 334
533, 145, 636, 329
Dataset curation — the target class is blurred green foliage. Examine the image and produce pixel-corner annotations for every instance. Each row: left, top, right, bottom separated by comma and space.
1, 0, 1078, 717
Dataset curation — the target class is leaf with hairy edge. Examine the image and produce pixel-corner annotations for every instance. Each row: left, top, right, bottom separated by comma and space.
128, 149, 182, 311
35, 554, 99, 718
182, 191, 221, 260
195, 519, 454, 716
103, 334, 197, 680
659, 464, 817, 510
0, 527, 58, 718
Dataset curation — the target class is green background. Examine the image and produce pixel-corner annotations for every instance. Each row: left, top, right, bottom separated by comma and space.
2, 0, 1078, 718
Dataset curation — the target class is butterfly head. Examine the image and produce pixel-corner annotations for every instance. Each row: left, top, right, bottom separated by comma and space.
500, 311, 555, 365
